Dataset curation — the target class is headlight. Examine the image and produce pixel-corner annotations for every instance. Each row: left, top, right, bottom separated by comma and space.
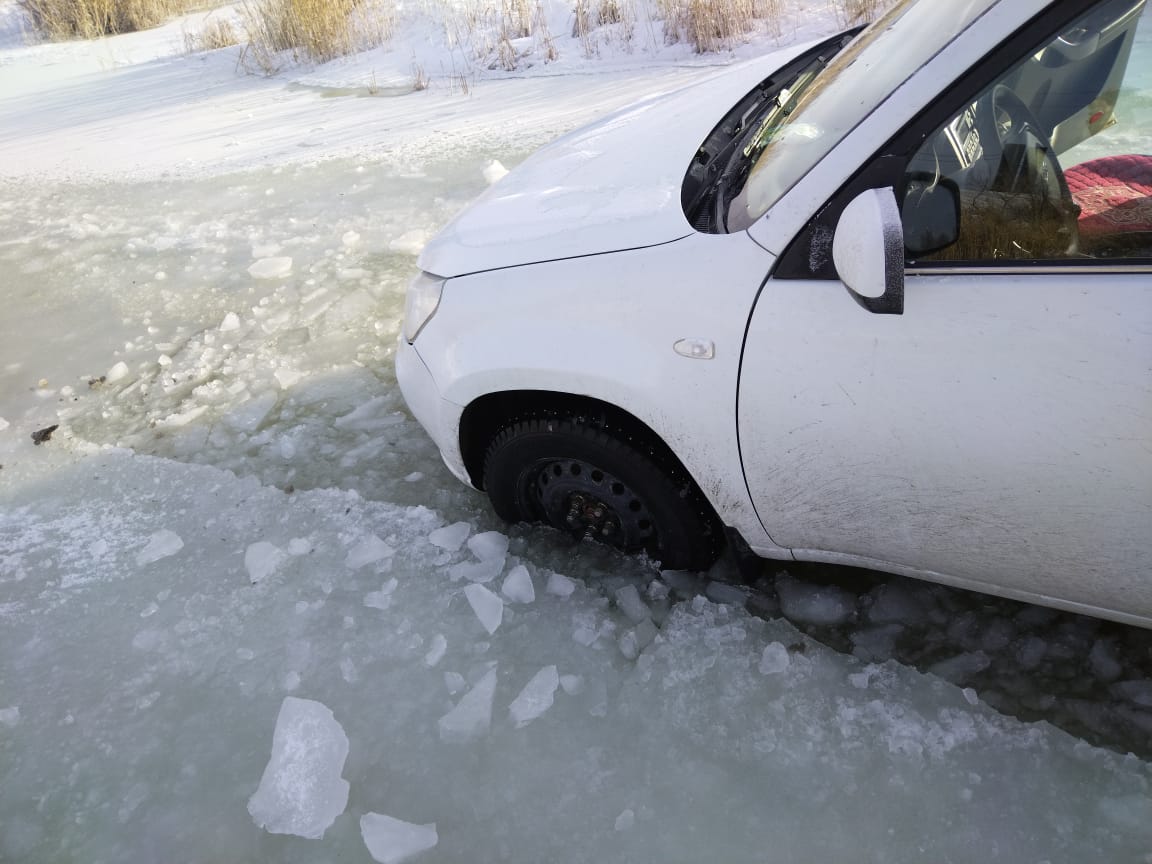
403, 271, 446, 343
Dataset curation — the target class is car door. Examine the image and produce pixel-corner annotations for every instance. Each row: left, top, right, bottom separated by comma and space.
736, 0, 1152, 618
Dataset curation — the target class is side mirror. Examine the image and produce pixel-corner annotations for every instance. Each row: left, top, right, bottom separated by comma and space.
832, 187, 905, 315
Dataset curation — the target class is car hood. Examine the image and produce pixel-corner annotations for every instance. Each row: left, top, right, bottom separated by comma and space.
418, 41, 822, 278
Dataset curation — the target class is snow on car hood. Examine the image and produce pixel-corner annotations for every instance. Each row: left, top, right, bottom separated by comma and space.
418, 42, 821, 277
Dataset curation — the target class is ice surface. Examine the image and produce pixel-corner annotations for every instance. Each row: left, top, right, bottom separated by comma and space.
134, 529, 183, 566
428, 522, 471, 551
345, 535, 396, 569
248, 257, 293, 279
245, 541, 285, 583
546, 573, 576, 597
467, 530, 509, 562
759, 642, 790, 675
360, 813, 439, 864
0, 707, 20, 727
247, 697, 350, 839
509, 665, 559, 728
502, 565, 536, 603
464, 584, 504, 635
439, 667, 497, 742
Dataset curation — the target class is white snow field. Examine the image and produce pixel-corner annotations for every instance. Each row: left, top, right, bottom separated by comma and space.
1, 2, 1151, 862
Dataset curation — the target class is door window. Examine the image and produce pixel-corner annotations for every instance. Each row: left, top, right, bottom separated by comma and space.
902, 0, 1151, 263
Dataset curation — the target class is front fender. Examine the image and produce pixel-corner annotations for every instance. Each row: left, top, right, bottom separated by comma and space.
412, 232, 782, 551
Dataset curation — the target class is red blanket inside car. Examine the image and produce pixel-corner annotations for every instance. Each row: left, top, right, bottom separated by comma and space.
1064, 153, 1152, 237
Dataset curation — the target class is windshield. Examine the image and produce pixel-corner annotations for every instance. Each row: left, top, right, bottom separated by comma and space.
726, 0, 995, 230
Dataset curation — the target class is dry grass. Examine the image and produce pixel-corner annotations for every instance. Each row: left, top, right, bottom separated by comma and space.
185, 14, 239, 51
241, 0, 393, 69
832, 0, 883, 27
656, 0, 780, 53
20, 0, 196, 40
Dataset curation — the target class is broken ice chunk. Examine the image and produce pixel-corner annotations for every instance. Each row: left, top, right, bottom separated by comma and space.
483, 160, 509, 184
428, 521, 471, 552
449, 558, 503, 584
508, 665, 559, 728
0, 706, 20, 727
219, 311, 241, 332
345, 535, 395, 569
559, 674, 584, 695
361, 813, 439, 864
618, 619, 658, 660
776, 577, 855, 626
546, 573, 576, 598
364, 578, 399, 610
467, 531, 509, 562
758, 642, 790, 675
438, 667, 497, 742
247, 697, 349, 839
135, 529, 184, 566
424, 634, 447, 667
614, 584, 651, 623
464, 584, 503, 635
106, 360, 130, 383
614, 809, 635, 831
248, 256, 293, 279
245, 541, 285, 583
501, 565, 535, 603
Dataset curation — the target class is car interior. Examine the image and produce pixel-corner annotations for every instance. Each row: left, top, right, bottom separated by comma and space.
902, 0, 1151, 262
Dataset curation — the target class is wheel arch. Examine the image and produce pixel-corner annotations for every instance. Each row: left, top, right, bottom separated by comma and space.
458, 390, 714, 513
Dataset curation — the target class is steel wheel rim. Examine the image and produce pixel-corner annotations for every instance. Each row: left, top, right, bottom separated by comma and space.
524, 457, 657, 553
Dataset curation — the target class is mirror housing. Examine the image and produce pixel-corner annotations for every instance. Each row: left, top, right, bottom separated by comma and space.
833, 187, 905, 315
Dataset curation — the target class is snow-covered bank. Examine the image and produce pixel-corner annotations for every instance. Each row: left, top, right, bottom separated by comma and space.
0, 0, 844, 182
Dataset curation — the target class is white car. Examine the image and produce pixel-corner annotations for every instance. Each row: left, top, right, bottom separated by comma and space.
398, 0, 1152, 627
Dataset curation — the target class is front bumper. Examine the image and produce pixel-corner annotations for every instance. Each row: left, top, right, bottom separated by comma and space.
394, 337, 472, 487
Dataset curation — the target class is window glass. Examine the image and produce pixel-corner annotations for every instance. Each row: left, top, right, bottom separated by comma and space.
902, 0, 1151, 263
729, 0, 993, 231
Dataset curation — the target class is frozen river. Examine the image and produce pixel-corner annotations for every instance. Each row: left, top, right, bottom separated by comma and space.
2, 146, 1151, 863
1, 1, 1151, 857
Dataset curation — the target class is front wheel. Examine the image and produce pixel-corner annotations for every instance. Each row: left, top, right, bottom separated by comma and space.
482, 418, 721, 570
